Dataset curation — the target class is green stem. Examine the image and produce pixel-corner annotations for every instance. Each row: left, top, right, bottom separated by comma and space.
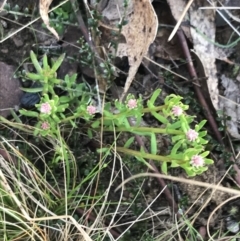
0, 116, 34, 134
116, 147, 184, 163
104, 105, 167, 120
60, 111, 85, 123
104, 126, 183, 135
59, 104, 168, 124
142, 105, 166, 113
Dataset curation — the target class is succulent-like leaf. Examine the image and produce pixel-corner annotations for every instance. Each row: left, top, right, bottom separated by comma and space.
30, 51, 43, 74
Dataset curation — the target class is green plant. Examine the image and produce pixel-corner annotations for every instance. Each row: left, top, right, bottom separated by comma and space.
49, 1, 76, 35
18, 51, 213, 177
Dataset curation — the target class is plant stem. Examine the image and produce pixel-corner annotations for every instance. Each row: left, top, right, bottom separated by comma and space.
104, 126, 183, 135
116, 147, 184, 163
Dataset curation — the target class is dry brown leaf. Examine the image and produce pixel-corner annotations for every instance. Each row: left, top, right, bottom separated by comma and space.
118, 0, 158, 101
39, 0, 59, 40
167, 0, 219, 110
190, 0, 219, 109
219, 75, 240, 139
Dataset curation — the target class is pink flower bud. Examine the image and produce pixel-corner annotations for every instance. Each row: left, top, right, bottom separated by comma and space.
40, 102, 52, 114
190, 155, 204, 167
172, 106, 183, 116
127, 99, 137, 109
87, 105, 96, 115
186, 129, 198, 141
41, 121, 50, 130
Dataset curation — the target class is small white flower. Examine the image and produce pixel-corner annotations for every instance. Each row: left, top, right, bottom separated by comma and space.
190, 155, 204, 168
87, 105, 96, 115
127, 99, 138, 109
186, 129, 198, 141
41, 121, 50, 130
40, 102, 52, 114
172, 106, 183, 116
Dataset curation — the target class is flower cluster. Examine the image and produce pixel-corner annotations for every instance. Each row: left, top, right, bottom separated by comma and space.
171, 105, 208, 171
40, 102, 52, 114
127, 99, 138, 109
172, 106, 183, 116
186, 129, 198, 142
87, 105, 96, 115
190, 155, 204, 168
41, 121, 50, 130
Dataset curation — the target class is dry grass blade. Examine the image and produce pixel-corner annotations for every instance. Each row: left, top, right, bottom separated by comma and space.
116, 172, 240, 196
0, 0, 7, 11
168, 0, 194, 41
39, 0, 59, 39
207, 195, 240, 241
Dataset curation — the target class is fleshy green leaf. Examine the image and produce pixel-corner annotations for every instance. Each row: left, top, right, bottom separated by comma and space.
97, 148, 111, 155
70, 119, 77, 128
171, 134, 184, 143
150, 133, 157, 155
204, 158, 214, 164
149, 89, 161, 105
151, 111, 168, 124
200, 151, 209, 158
87, 129, 93, 138
91, 120, 100, 128
161, 161, 168, 174
167, 120, 182, 129
198, 138, 208, 145
195, 120, 207, 131
19, 109, 39, 117
20, 87, 43, 93
57, 104, 68, 112
26, 72, 42, 80
135, 156, 153, 169
124, 137, 135, 148
171, 140, 184, 155
198, 131, 207, 138
52, 78, 62, 84
170, 160, 179, 167
59, 96, 71, 103
30, 50, 43, 74
42, 54, 49, 69
51, 53, 66, 73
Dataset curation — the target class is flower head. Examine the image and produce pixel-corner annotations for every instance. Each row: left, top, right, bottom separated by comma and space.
186, 129, 198, 141
172, 106, 183, 116
190, 155, 204, 168
41, 121, 50, 130
87, 105, 96, 115
127, 99, 137, 109
40, 102, 52, 114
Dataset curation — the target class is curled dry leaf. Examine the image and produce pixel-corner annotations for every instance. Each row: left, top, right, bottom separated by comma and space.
39, 0, 59, 40
118, 0, 158, 101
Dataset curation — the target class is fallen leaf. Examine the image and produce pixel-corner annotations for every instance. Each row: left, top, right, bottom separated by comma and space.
101, 0, 133, 22
190, 0, 219, 110
39, 0, 59, 40
118, 0, 158, 101
219, 74, 240, 139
